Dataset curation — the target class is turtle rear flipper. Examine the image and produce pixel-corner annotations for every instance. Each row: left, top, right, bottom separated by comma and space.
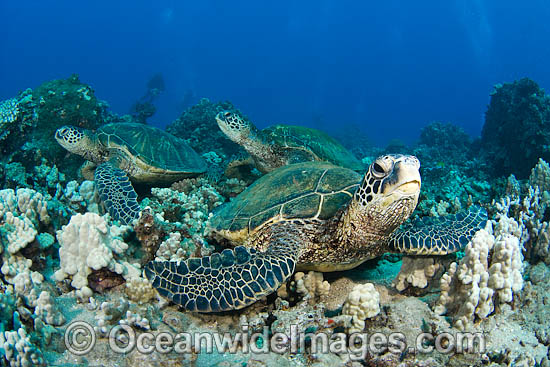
388, 205, 488, 255
95, 162, 140, 225
145, 224, 302, 312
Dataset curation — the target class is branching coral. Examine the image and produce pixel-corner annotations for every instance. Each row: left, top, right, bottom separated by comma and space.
33, 291, 65, 327
0, 327, 45, 367
419, 162, 550, 330
432, 159, 550, 333
172, 176, 248, 201
0, 159, 67, 195
494, 159, 550, 264
94, 297, 151, 337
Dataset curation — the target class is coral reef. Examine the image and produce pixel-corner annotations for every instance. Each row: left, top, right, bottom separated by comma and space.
0, 160, 69, 199
6, 76, 106, 176
166, 98, 242, 158
412, 122, 495, 217
0, 98, 20, 142
0, 188, 52, 276
141, 182, 224, 261
0, 188, 67, 367
0, 327, 45, 367
419, 121, 472, 156
172, 175, 249, 201
3, 75, 550, 366
482, 78, 550, 178
494, 158, 550, 264
0, 75, 109, 188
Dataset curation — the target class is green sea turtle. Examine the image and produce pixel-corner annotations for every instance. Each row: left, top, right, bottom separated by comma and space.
145, 155, 487, 312
55, 122, 207, 225
216, 111, 363, 173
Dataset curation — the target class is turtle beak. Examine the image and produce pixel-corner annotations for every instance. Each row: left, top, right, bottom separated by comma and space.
396, 180, 421, 195
392, 158, 421, 196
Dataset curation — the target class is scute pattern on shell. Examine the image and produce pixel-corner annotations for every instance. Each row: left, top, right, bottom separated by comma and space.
264, 124, 364, 171
97, 123, 206, 173
210, 161, 361, 236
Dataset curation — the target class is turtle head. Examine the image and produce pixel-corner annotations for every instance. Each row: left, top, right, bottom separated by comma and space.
55, 125, 94, 157
346, 154, 421, 240
215, 111, 256, 144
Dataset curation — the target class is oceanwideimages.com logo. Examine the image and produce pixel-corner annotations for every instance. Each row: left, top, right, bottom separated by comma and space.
64, 321, 485, 359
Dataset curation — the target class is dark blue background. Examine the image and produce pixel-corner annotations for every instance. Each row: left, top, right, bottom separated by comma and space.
2, 1, 549, 145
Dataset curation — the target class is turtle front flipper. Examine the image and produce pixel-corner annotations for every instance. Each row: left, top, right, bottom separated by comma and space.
387, 205, 488, 255
80, 161, 97, 181
224, 154, 258, 182
95, 162, 141, 225
145, 225, 302, 312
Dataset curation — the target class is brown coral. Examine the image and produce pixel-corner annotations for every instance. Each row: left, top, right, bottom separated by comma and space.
133, 210, 166, 264
87, 269, 125, 293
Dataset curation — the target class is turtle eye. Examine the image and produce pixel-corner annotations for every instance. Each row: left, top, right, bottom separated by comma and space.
224, 111, 231, 117
372, 162, 385, 176
56, 128, 68, 138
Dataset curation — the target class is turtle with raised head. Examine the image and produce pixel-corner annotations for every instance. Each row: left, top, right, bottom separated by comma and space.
145, 155, 487, 312
216, 111, 363, 173
55, 122, 207, 225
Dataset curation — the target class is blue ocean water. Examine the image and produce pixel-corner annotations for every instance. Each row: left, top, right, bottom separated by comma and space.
2, 1, 550, 145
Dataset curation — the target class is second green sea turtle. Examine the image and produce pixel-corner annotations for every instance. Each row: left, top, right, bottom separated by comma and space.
55, 122, 206, 224
216, 111, 363, 173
